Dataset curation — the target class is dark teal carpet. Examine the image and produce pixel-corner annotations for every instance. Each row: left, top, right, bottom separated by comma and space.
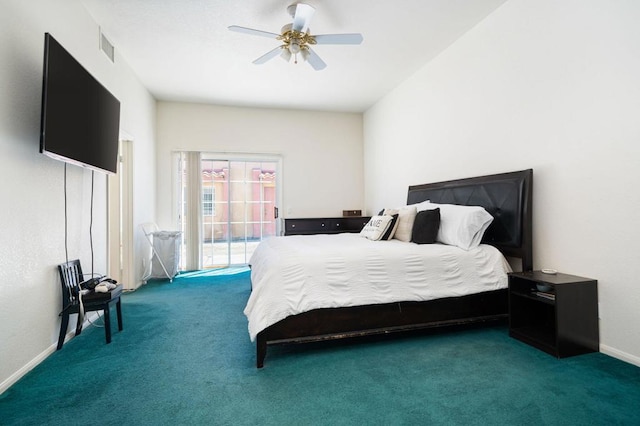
1, 269, 639, 425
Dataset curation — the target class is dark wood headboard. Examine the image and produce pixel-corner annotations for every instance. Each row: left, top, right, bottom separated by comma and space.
407, 169, 533, 271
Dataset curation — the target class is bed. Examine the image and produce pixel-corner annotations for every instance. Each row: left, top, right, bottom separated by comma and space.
246, 169, 533, 368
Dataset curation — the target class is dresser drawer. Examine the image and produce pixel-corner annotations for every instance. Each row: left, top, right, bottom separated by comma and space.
333, 217, 370, 232
285, 218, 332, 234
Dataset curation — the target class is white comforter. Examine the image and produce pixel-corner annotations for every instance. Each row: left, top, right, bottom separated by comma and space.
244, 233, 512, 341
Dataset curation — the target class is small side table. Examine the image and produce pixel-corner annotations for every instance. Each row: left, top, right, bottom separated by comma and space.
508, 271, 599, 357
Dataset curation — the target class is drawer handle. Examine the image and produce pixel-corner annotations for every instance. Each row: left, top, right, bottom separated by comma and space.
291, 224, 296, 228
321, 223, 325, 227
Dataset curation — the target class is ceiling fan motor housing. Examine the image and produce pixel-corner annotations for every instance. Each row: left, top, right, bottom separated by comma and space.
287, 3, 313, 18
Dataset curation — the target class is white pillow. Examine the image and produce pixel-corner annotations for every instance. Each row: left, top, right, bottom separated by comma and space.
416, 202, 493, 250
384, 206, 417, 243
359, 215, 394, 241
412, 200, 431, 211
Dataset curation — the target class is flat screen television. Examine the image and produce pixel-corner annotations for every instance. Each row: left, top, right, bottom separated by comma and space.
40, 33, 121, 175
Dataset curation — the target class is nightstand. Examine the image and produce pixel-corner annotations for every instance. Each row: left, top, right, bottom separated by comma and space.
508, 271, 599, 358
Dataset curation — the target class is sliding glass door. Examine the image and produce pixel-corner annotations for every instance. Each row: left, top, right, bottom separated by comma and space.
176, 153, 281, 270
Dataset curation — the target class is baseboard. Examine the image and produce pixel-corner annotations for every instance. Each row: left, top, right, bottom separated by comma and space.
0, 312, 102, 395
0, 341, 58, 395
600, 344, 640, 367
126, 280, 144, 291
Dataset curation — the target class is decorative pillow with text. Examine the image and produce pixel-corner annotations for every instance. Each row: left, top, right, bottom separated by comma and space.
359, 215, 394, 241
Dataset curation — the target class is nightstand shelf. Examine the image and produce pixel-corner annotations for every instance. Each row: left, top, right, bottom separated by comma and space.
508, 271, 599, 358
510, 289, 556, 305
512, 325, 555, 351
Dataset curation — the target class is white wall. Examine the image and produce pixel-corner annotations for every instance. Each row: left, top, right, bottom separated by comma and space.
0, 0, 156, 391
156, 102, 364, 229
364, 0, 640, 364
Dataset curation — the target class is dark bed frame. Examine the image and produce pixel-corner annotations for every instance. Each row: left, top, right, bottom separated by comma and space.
254, 169, 533, 368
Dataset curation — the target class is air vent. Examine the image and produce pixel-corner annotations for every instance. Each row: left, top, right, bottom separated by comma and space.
99, 28, 115, 63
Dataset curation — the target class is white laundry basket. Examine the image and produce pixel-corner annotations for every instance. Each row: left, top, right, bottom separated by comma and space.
141, 223, 182, 282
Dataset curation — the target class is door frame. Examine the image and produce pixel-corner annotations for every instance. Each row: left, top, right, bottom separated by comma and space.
174, 151, 283, 269
108, 137, 134, 289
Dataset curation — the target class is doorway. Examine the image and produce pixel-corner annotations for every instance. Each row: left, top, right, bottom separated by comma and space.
176, 153, 281, 270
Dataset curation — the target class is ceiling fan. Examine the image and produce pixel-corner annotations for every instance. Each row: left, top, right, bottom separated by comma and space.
229, 3, 363, 71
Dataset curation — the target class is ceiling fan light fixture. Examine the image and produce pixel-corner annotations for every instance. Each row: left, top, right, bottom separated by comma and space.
280, 47, 292, 62
300, 48, 310, 62
289, 42, 301, 54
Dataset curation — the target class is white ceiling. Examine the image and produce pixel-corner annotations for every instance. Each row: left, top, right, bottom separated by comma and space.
81, 0, 507, 113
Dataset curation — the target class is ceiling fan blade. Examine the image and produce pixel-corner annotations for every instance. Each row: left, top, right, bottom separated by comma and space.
228, 25, 280, 39
292, 3, 315, 33
313, 33, 363, 45
306, 48, 326, 71
252, 46, 283, 65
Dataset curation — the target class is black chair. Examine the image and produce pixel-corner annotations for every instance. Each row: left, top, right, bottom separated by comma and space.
57, 259, 123, 350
